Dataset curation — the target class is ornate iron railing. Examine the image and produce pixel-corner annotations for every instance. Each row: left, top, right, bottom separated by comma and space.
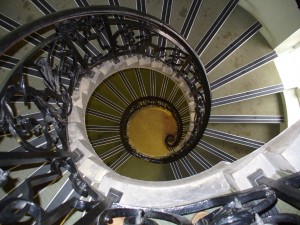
0, 5, 210, 223
0, 5, 299, 224
120, 96, 184, 163
0, 156, 299, 224
0, 6, 210, 163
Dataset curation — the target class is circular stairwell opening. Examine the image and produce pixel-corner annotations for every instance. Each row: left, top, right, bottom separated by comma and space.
121, 97, 181, 161
84, 62, 208, 180
126, 106, 177, 158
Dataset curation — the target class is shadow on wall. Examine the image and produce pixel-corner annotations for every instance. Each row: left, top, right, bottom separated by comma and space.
239, 0, 300, 49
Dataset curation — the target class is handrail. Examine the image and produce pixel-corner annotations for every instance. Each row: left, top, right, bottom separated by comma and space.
0, 5, 299, 225
0, 6, 211, 161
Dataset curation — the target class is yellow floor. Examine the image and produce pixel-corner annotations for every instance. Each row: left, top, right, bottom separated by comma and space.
127, 107, 178, 158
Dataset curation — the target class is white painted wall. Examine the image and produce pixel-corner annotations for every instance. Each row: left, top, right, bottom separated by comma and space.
274, 35, 300, 90
239, 0, 300, 49
281, 89, 300, 127
273, 30, 300, 127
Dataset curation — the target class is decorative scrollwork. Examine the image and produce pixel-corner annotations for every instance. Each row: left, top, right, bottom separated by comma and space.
0, 166, 300, 224
99, 208, 193, 225
1, 84, 61, 151
120, 96, 183, 163
0, 154, 102, 225
0, 6, 212, 224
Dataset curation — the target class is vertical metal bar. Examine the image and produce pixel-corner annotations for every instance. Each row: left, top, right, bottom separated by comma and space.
98, 144, 125, 160
135, 68, 147, 97
150, 70, 157, 96
170, 162, 182, 180
159, 76, 169, 98
105, 80, 131, 105
179, 157, 197, 176
119, 71, 139, 100
189, 150, 212, 170
111, 152, 132, 170
92, 92, 124, 114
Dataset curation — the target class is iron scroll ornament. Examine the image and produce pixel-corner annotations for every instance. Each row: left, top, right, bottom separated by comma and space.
0, 6, 298, 225
119, 96, 184, 163
0, 167, 300, 224
0, 5, 211, 224
0, 6, 211, 162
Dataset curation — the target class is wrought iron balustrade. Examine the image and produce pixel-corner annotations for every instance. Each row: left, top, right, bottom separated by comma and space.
0, 156, 299, 224
0, 5, 298, 225
0, 5, 211, 224
0, 6, 210, 161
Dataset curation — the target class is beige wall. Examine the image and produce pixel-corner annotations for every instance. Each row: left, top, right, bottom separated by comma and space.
239, 0, 300, 49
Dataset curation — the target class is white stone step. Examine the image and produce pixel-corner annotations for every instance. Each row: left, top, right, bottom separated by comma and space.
223, 119, 300, 191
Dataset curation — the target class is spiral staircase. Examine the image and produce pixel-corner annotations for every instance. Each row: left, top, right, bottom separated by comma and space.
0, 0, 300, 224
